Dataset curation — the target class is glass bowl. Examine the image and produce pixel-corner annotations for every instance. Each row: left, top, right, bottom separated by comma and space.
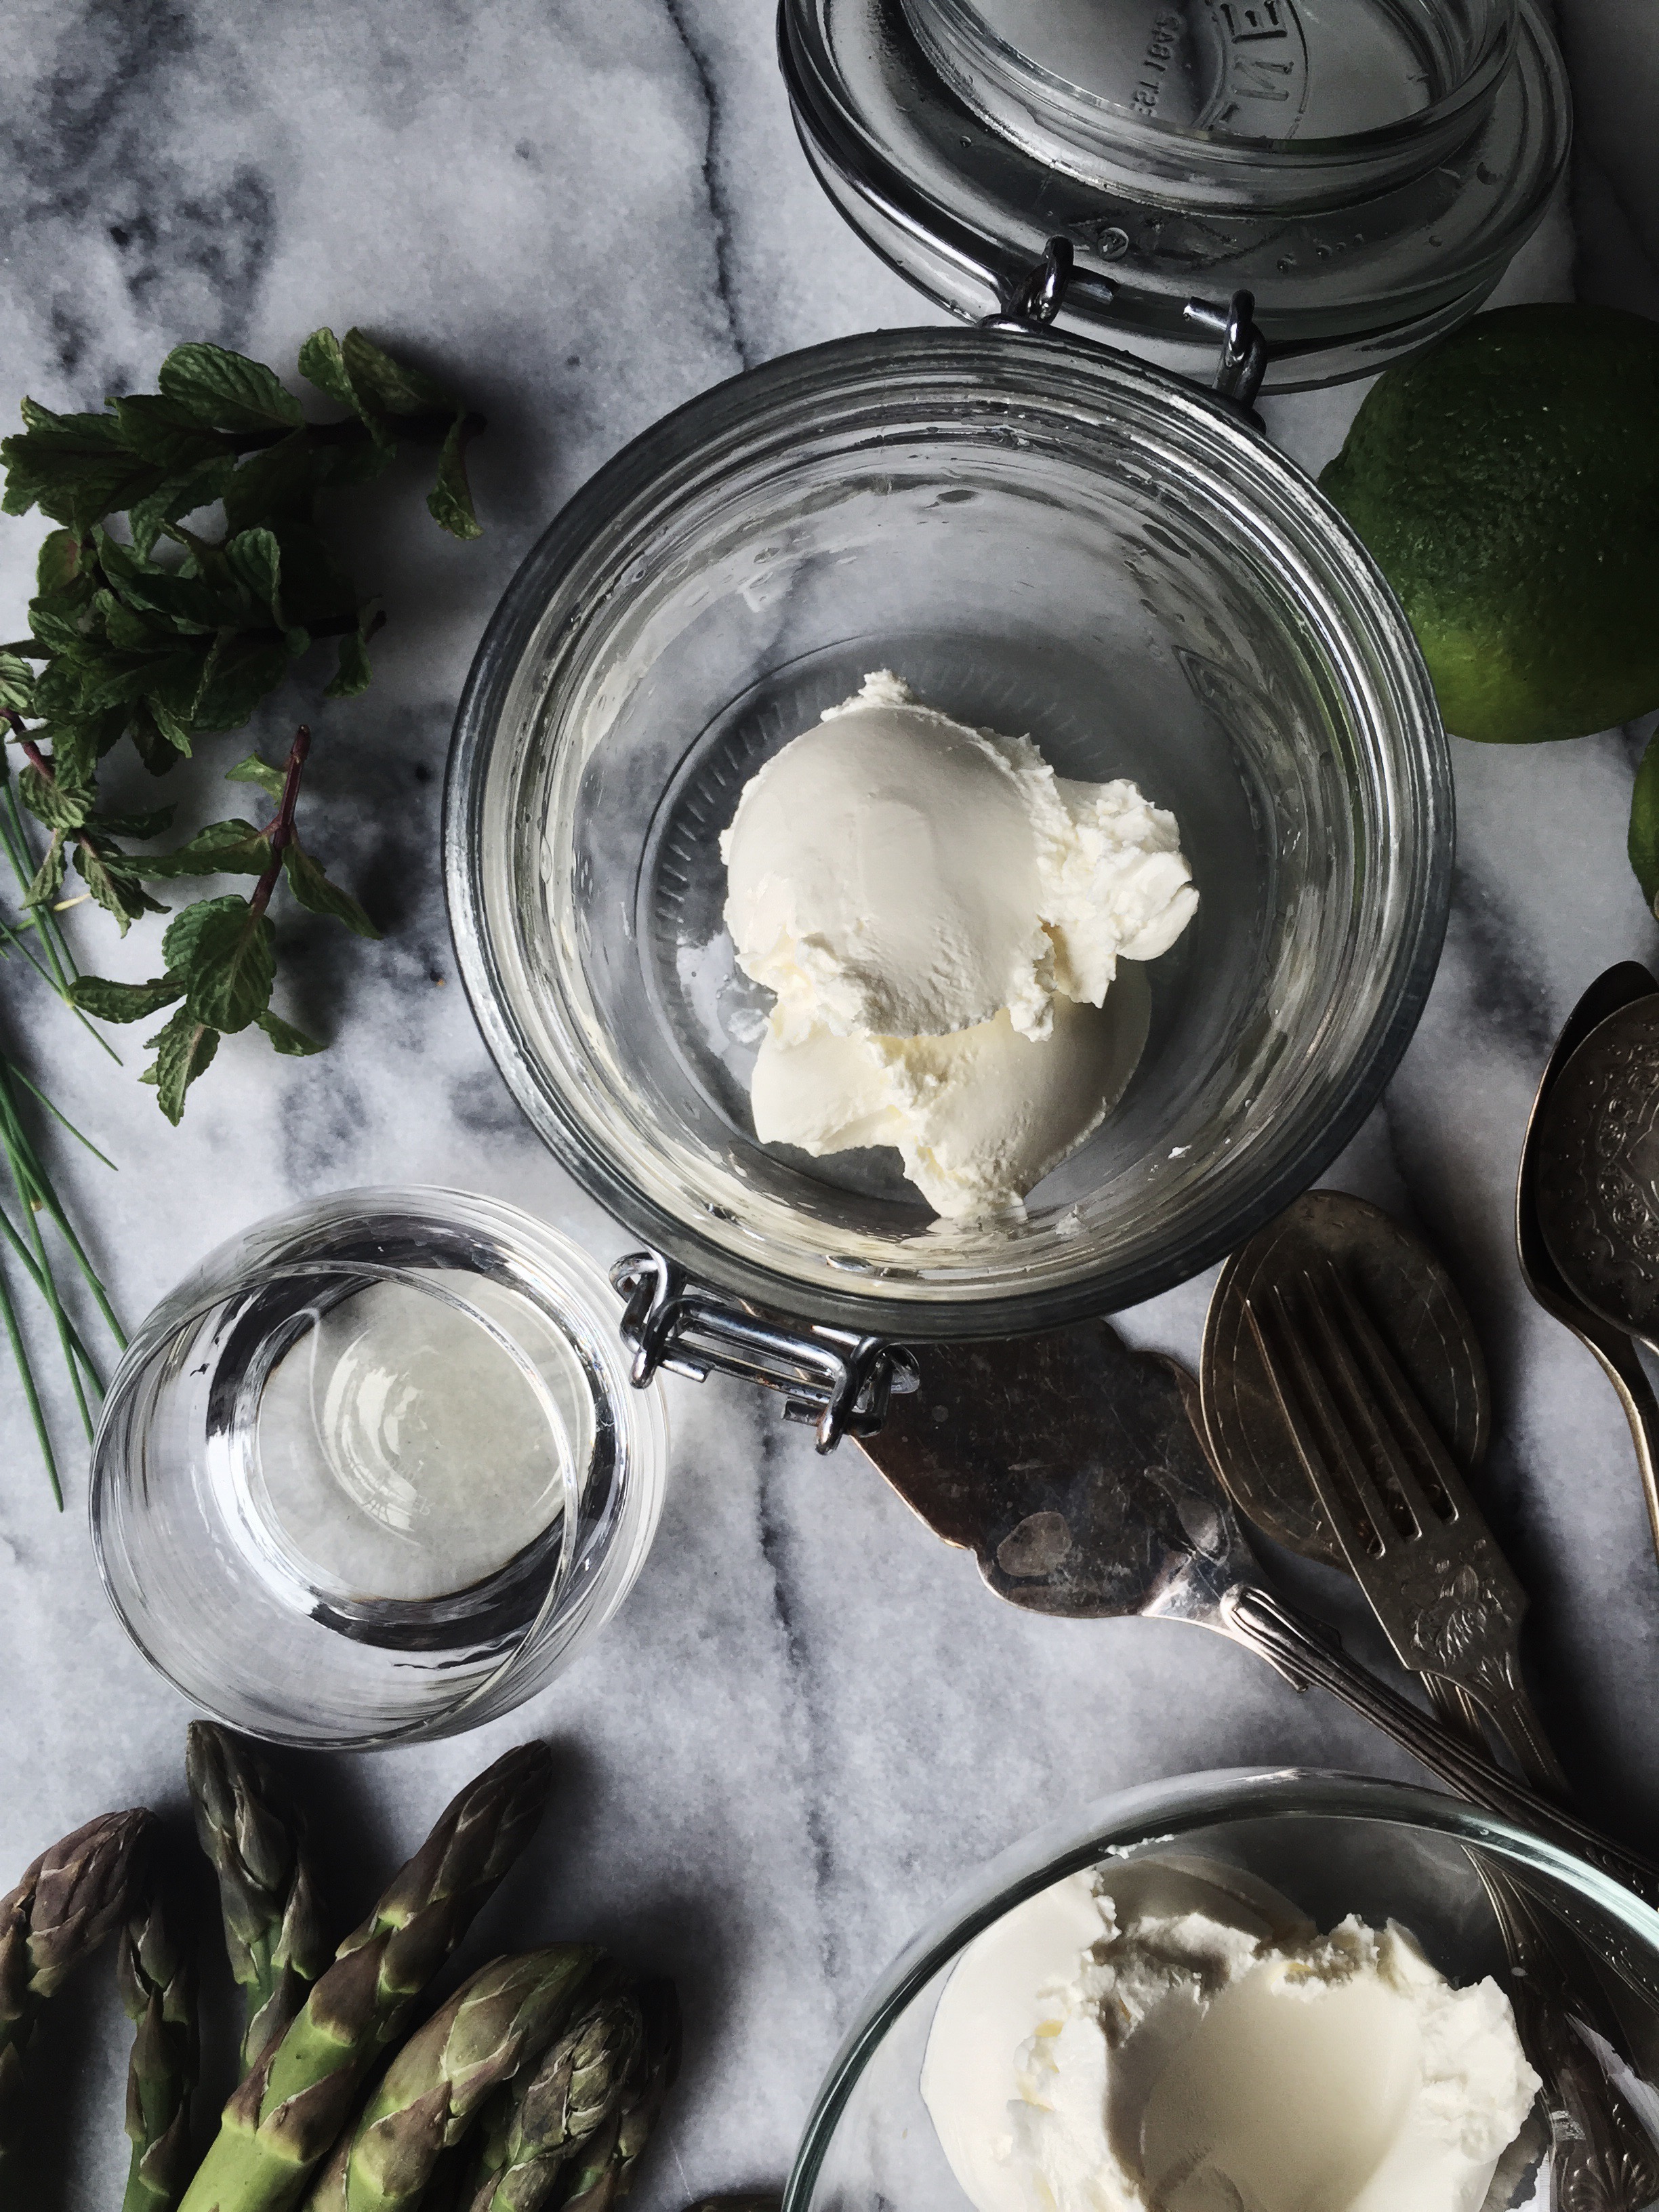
446, 327, 1450, 1340
787, 1768, 1659, 2212
89, 1187, 668, 1748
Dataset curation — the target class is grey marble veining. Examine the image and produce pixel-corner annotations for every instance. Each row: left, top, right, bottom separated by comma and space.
0, 2, 1656, 2206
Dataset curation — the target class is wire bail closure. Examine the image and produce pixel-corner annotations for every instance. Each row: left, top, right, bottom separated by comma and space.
985, 237, 1270, 426
610, 1250, 920, 1452
1182, 289, 1269, 424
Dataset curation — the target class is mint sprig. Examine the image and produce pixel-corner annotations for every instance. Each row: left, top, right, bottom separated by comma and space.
66, 725, 377, 1123
0, 328, 483, 1119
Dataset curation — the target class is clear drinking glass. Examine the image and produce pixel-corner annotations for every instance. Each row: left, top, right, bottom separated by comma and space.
787, 1769, 1659, 2212
89, 1188, 667, 1748
447, 327, 1450, 1338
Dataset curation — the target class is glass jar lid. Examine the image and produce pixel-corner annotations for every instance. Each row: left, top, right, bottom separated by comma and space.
781, 0, 1569, 388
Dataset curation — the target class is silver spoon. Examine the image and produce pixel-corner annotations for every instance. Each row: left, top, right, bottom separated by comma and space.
1522, 964, 1659, 1568
855, 1322, 1659, 1950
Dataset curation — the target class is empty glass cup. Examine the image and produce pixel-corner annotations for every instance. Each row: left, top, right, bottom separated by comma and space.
90, 1187, 667, 1748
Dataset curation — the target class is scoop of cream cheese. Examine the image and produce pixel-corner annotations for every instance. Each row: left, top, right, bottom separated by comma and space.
720, 673, 1196, 1214
920, 1860, 1540, 2212
720, 672, 1197, 1046
750, 977, 1149, 1219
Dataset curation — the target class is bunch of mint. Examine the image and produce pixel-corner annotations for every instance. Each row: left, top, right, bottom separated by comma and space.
0, 328, 483, 1120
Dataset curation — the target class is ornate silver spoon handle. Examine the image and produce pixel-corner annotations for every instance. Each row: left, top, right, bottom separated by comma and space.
1220, 1585, 1659, 1911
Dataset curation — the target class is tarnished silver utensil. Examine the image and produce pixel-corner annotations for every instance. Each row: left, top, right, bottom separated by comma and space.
1522, 964, 1659, 1568
1200, 1193, 1659, 2205
1202, 1187, 1489, 1574
855, 1323, 1659, 1919
1223, 1213, 1562, 1787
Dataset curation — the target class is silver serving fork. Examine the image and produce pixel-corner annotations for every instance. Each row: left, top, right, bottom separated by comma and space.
1244, 1256, 1659, 2208
1243, 1251, 1565, 1789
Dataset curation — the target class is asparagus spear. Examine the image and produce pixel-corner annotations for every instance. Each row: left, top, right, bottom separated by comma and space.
187, 1723, 331, 2071
476, 1993, 644, 2212
119, 1886, 199, 2212
0, 1807, 156, 2162
484, 1982, 685, 2212
306, 1946, 602, 2212
178, 1740, 554, 2212
613, 1980, 680, 2198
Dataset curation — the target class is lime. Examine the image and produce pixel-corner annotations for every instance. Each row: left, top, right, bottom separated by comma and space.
1318, 304, 1659, 743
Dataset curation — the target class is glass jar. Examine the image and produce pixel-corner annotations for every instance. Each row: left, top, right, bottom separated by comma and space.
445, 328, 1449, 1349
781, 0, 1570, 387
89, 1187, 668, 1748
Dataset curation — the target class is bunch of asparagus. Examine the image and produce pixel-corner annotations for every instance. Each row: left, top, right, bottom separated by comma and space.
0, 1731, 680, 2212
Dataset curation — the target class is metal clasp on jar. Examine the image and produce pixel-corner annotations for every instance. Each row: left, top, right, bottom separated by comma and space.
983, 234, 1270, 425
610, 1251, 920, 1453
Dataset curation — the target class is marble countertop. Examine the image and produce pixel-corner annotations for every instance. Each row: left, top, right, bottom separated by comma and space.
1, 2, 1656, 2204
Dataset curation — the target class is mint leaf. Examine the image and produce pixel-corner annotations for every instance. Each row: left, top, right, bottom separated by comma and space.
428, 413, 483, 540
92, 802, 176, 838
1, 403, 169, 531
140, 1004, 219, 1123
226, 751, 285, 800
191, 629, 292, 732
341, 328, 452, 417
48, 719, 101, 788
109, 393, 230, 470
221, 431, 321, 533
76, 638, 213, 718
24, 831, 66, 908
160, 891, 240, 968
157, 343, 305, 435
96, 532, 225, 631
257, 1007, 325, 1056
36, 529, 81, 596
224, 527, 283, 621
68, 973, 184, 1023
136, 819, 268, 879
297, 327, 359, 413
300, 327, 394, 454
127, 453, 240, 555
0, 651, 34, 712
27, 594, 91, 653
282, 840, 380, 937
20, 764, 91, 832
326, 626, 372, 699
73, 840, 167, 931
177, 897, 275, 1032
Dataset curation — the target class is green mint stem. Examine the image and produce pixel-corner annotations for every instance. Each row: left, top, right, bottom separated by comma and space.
253, 724, 310, 921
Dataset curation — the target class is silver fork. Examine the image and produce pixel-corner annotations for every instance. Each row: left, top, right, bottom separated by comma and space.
1246, 1257, 1659, 2210
1244, 1251, 1564, 1789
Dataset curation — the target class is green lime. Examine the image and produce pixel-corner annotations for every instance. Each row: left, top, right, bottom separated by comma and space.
1318, 304, 1659, 743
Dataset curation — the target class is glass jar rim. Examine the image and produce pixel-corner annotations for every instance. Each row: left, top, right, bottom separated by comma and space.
89, 1184, 669, 1747
900, 0, 1519, 177
783, 1763, 1659, 2212
445, 323, 1451, 1339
